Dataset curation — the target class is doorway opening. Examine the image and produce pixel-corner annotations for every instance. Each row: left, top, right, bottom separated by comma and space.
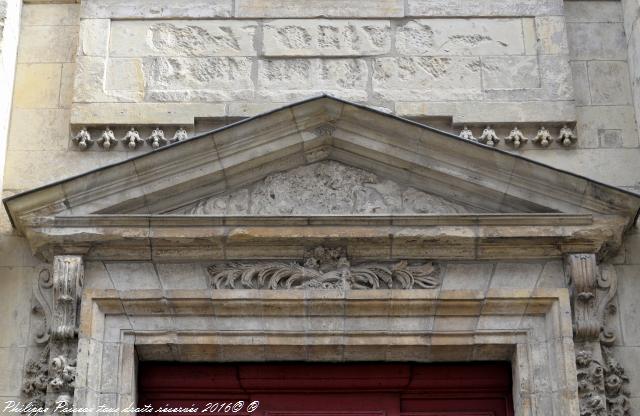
138, 362, 514, 416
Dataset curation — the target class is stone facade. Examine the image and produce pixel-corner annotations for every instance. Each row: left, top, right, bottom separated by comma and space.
1, 1, 640, 416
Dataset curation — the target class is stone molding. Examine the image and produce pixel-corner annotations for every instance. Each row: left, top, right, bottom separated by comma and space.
566, 254, 631, 416
23, 256, 84, 414
17, 213, 627, 262
74, 286, 578, 415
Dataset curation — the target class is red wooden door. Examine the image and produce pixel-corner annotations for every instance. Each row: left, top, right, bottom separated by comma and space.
137, 362, 513, 416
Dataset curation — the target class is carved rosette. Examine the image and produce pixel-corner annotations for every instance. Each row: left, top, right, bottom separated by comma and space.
566, 254, 631, 416
208, 246, 441, 290
22, 256, 83, 414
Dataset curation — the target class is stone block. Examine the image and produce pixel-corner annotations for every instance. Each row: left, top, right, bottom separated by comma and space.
396, 18, 528, 56
622, 0, 640, 37
481, 56, 540, 90
263, 20, 390, 57
490, 263, 543, 291
570, 61, 590, 106
13, 63, 61, 109
0, 267, 33, 347
81, 0, 233, 18
109, 20, 257, 57
0, 347, 25, 396
17, 25, 77, 63
406, 0, 563, 17
599, 129, 624, 148
483, 55, 573, 101
72, 56, 108, 103
587, 61, 632, 105
105, 263, 161, 290
22, 4, 80, 26
156, 263, 208, 290
105, 58, 144, 93
564, 1, 623, 23
100, 343, 120, 393
629, 27, 640, 138
535, 16, 569, 55
59, 63, 75, 108
535, 261, 564, 289
0, 237, 41, 267
372, 56, 482, 101
7, 108, 70, 151
624, 228, 640, 264
227, 102, 287, 117
521, 148, 640, 188
567, 22, 627, 61
397, 101, 576, 124
70, 102, 226, 125
84, 261, 115, 290
79, 19, 109, 57
144, 56, 254, 102
257, 58, 368, 102
616, 265, 640, 346
235, 0, 403, 18
576, 106, 639, 149
441, 263, 493, 291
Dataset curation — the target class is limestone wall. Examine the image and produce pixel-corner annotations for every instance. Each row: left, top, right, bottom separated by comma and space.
72, 0, 575, 127
0, 0, 20, 193
0, 1, 640, 415
519, 1, 640, 193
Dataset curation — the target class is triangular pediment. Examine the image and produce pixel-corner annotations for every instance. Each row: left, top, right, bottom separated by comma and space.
168, 161, 475, 216
4, 95, 640, 259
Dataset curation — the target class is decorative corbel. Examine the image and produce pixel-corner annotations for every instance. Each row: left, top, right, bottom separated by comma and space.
565, 254, 630, 416
22, 255, 84, 414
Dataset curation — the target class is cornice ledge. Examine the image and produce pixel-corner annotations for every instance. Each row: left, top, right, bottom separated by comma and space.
20, 213, 626, 262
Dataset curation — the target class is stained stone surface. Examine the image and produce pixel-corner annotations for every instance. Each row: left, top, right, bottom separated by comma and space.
263, 20, 391, 56
395, 19, 530, 56
169, 161, 472, 215
4, 1, 640, 415
71, 14, 574, 124
109, 20, 258, 57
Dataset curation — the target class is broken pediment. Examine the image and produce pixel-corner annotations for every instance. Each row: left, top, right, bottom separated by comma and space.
168, 161, 473, 215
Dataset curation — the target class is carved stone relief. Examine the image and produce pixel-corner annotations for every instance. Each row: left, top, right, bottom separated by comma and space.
170, 161, 472, 215
208, 246, 441, 290
459, 124, 577, 148
566, 254, 631, 416
22, 256, 84, 414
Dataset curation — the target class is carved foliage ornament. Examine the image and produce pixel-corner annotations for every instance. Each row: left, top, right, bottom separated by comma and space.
566, 254, 631, 416
208, 246, 441, 290
22, 256, 83, 414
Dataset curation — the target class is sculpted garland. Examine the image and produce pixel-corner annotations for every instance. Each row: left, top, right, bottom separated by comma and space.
208, 246, 441, 290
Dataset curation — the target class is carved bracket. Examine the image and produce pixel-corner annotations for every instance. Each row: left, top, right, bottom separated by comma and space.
22, 256, 83, 414
208, 246, 441, 290
566, 254, 631, 416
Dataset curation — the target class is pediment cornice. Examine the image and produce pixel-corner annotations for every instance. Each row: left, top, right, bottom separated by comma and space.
4, 95, 640, 261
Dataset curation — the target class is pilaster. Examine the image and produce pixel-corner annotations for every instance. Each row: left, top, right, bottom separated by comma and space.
566, 253, 631, 416
22, 255, 84, 414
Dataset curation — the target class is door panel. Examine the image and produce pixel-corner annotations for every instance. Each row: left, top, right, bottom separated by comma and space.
138, 362, 513, 416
